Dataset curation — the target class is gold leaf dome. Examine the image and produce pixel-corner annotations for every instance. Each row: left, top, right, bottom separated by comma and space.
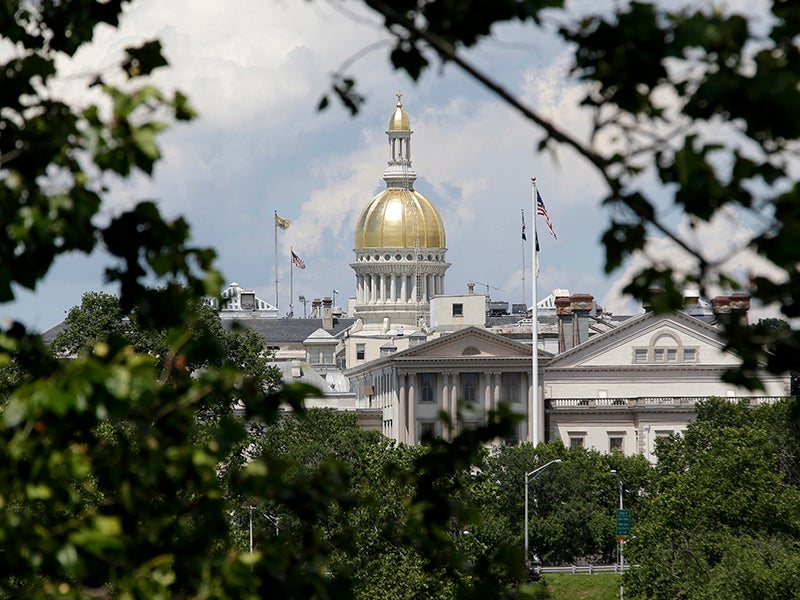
355, 189, 446, 249
388, 94, 410, 131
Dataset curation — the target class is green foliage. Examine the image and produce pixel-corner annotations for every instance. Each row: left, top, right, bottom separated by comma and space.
473, 441, 650, 566
624, 398, 800, 599
325, 0, 800, 391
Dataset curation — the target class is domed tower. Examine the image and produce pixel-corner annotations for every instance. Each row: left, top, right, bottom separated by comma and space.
351, 94, 450, 328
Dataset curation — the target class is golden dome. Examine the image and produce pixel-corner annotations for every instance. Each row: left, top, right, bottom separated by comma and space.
355, 189, 445, 249
388, 92, 410, 131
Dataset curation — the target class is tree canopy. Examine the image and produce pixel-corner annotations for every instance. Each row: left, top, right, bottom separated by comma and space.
322, 0, 800, 390
624, 398, 800, 599
3, 1, 800, 598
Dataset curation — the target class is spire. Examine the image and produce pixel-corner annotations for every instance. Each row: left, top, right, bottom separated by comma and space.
384, 92, 416, 189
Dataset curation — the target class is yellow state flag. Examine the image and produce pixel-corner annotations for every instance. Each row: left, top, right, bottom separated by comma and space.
275, 214, 291, 230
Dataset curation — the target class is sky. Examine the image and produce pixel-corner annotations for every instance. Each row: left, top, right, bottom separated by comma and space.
1, 0, 782, 330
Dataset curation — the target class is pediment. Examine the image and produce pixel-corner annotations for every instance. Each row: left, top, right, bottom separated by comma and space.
546, 311, 738, 369
396, 326, 535, 360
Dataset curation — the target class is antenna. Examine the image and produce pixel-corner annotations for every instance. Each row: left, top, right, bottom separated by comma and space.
469, 281, 507, 295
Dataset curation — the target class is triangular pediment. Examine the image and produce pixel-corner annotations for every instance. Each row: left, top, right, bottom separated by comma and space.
546, 311, 738, 369
395, 326, 538, 360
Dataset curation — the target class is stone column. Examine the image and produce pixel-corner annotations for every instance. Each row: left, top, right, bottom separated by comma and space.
451, 373, 459, 439
441, 373, 450, 441
398, 373, 407, 444
408, 379, 416, 445
484, 372, 492, 421
401, 274, 408, 303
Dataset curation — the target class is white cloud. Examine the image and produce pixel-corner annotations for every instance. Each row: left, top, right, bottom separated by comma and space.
601, 207, 788, 319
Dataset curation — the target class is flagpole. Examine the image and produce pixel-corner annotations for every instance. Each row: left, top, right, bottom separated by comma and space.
531, 177, 540, 446
289, 245, 294, 318
521, 208, 526, 309
274, 210, 279, 311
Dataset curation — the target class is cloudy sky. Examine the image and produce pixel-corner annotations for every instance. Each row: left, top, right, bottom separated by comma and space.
2, 0, 778, 329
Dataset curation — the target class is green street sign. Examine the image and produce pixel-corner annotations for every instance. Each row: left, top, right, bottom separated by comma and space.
616, 509, 631, 536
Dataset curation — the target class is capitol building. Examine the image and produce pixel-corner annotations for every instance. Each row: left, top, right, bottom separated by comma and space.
208, 96, 790, 461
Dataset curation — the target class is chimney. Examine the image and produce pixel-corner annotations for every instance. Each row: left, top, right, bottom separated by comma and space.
711, 292, 750, 325
311, 298, 322, 319
467, 282, 475, 295
571, 294, 594, 347
322, 297, 333, 330
683, 288, 700, 314
555, 294, 573, 353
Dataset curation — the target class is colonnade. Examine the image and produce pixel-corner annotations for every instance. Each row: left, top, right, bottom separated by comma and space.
393, 370, 535, 444
355, 272, 445, 305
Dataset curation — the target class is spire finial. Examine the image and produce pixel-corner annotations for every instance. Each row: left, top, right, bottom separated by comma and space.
396, 91, 403, 107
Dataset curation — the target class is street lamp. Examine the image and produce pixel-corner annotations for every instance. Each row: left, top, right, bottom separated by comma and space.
298, 295, 308, 318
524, 459, 561, 569
611, 469, 624, 600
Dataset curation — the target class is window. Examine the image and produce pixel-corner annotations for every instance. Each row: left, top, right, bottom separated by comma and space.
356, 344, 365, 360
633, 332, 696, 364
502, 373, 519, 403
419, 421, 436, 440
461, 373, 478, 405
420, 373, 435, 403
609, 435, 624, 452
568, 431, 586, 448
452, 303, 464, 316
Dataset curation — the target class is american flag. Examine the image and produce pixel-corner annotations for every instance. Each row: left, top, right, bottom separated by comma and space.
536, 190, 557, 239
521, 209, 527, 241
291, 250, 306, 269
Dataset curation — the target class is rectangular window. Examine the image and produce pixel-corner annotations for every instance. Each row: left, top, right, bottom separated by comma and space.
683, 348, 696, 362
356, 343, 365, 360
634, 348, 647, 363
609, 435, 624, 452
653, 348, 665, 362
666, 348, 678, 362
452, 303, 464, 316
419, 421, 436, 440
568, 431, 586, 448
502, 372, 519, 403
461, 373, 478, 405
420, 373, 435, 403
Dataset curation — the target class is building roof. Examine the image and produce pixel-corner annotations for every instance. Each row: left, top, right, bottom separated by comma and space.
223, 317, 356, 344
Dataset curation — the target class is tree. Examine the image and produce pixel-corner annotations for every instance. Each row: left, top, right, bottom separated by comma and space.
50, 291, 281, 393
624, 398, 800, 599
323, 0, 800, 390
467, 441, 651, 567
0, 3, 530, 598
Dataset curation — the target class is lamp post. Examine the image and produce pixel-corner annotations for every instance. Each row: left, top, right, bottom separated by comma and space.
524, 459, 561, 569
611, 469, 624, 600
298, 295, 308, 318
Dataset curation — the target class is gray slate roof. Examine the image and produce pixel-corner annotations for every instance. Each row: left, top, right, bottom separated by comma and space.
222, 318, 356, 344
